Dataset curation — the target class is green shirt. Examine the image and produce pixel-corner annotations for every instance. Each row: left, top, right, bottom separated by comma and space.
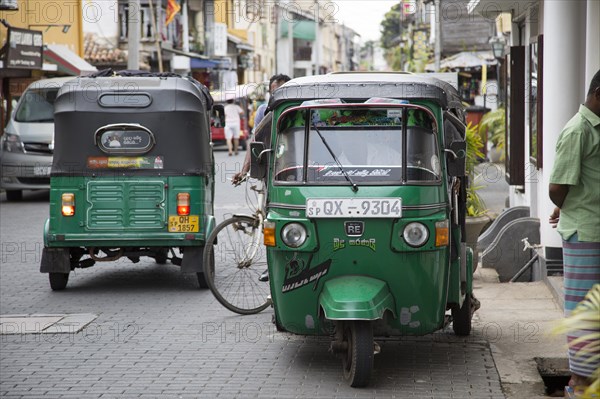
549, 104, 600, 242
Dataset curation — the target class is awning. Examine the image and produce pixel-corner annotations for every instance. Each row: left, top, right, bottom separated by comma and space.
425, 51, 497, 72
467, 0, 537, 19
191, 59, 219, 69
162, 47, 208, 60
190, 58, 231, 70
44, 44, 97, 76
280, 20, 316, 41
227, 33, 254, 52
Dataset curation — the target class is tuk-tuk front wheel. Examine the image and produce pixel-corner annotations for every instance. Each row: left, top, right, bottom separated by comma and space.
340, 321, 374, 387
49, 272, 69, 291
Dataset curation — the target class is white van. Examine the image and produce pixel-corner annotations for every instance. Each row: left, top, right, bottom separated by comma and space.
1, 77, 74, 201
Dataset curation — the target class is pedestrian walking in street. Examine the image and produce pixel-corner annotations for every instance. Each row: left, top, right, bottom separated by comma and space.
224, 98, 244, 156
549, 69, 600, 395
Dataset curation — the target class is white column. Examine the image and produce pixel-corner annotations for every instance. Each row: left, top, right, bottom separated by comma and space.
539, 0, 586, 249
182, 0, 190, 52
586, 0, 600, 84
127, 0, 141, 70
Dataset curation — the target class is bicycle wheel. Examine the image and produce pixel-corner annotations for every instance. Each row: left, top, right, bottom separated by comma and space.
203, 215, 270, 315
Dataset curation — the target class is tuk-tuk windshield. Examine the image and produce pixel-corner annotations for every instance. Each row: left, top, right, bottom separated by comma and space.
274, 106, 440, 184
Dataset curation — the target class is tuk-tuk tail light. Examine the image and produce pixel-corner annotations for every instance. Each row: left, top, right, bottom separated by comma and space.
177, 193, 190, 216
435, 220, 450, 247
264, 221, 276, 247
61, 193, 75, 216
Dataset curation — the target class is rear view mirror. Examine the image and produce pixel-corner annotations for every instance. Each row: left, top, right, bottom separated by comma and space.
249, 142, 267, 179
445, 141, 466, 177
211, 104, 225, 127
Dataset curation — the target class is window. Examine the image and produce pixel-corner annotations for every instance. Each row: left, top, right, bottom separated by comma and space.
505, 46, 526, 185
274, 105, 440, 185
15, 88, 60, 123
119, 2, 179, 46
529, 35, 543, 168
95, 124, 155, 155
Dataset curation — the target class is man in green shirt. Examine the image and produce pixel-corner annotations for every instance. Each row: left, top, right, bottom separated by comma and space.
549, 69, 600, 393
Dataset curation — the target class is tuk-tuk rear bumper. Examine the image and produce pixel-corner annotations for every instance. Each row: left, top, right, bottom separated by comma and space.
319, 276, 397, 321
43, 216, 216, 248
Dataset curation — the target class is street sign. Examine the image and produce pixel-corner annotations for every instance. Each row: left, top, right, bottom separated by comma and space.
0, 0, 18, 10
2, 27, 43, 70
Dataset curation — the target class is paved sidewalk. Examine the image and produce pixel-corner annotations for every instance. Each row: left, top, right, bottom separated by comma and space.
473, 267, 567, 399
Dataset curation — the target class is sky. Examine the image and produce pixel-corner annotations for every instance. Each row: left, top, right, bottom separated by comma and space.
332, 0, 396, 42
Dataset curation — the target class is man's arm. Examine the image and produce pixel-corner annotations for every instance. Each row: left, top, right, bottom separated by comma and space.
549, 183, 570, 208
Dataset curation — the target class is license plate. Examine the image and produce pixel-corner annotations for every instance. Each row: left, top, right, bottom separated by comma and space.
306, 198, 402, 218
33, 165, 51, 176
168, 215, 199, 232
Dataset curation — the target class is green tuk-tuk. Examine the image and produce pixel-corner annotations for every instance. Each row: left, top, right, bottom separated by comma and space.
40, 72, 218, 290
247, 73, 475, 387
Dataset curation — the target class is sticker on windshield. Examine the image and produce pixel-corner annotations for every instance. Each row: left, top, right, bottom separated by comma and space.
387, 109, 403, 118
276, 144, 285, 158
431, 155, 440, 176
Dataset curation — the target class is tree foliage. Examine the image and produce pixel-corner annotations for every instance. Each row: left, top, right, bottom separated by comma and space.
380, 3, 404, 50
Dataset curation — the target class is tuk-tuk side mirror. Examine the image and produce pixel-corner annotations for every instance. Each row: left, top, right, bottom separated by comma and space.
211, 104, 225, 127
249, 142, 269, 179
445, 141, 466, 177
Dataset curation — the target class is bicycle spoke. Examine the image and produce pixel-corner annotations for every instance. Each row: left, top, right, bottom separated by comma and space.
204, 215, 270, 314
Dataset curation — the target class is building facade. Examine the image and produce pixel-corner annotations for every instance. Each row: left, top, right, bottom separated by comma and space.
469, 0, 600, 275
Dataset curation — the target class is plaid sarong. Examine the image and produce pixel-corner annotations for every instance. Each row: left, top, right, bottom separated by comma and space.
563, 234, 600, 378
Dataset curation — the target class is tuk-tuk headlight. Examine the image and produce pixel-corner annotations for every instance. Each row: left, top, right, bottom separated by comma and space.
402, 222, 429, 247
281, 223, 307, 248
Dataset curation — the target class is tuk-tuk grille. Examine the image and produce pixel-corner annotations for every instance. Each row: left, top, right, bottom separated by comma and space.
86, 181, 166, 230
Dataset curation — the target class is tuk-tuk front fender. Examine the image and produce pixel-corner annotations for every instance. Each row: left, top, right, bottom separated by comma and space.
43, 218, 49, 247
319, 276, 397, 321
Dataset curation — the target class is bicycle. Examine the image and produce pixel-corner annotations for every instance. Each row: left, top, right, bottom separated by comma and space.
202, 175, 271, 315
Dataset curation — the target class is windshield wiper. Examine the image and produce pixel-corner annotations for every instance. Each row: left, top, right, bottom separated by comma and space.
312, 124, 358, 192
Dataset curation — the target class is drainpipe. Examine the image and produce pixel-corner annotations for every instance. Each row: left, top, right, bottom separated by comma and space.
434, 0, 441, 71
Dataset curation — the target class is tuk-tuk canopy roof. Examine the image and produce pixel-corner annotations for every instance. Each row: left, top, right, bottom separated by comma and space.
269, 72, 463, 112
51, 74, 213, 177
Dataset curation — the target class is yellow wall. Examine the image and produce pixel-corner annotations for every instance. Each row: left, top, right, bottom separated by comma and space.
0, 0, 84, 56
214, 0, 240, 28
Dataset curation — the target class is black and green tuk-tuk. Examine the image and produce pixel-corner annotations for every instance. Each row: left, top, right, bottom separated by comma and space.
40, 72, 219, 290
244, 72, 475, 386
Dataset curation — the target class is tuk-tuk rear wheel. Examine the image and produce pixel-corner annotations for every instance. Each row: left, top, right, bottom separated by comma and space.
341, 321, 373, 388
197, 249, 213, 289
5, 190, 22, 201
49, 272, 69, 291
451, 293, 472, 336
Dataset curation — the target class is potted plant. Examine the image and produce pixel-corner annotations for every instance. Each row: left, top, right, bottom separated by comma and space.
479, 107, 505, 163
553, 284, 600, 398
465, 122, 490, 267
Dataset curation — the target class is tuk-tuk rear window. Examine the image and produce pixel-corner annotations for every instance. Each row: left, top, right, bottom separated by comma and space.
274, 106, 440, 184
95, 124, 155, 154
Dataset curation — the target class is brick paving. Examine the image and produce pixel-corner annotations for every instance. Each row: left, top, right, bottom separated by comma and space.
0, 257, 505, 398
0, 154, 506, 398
